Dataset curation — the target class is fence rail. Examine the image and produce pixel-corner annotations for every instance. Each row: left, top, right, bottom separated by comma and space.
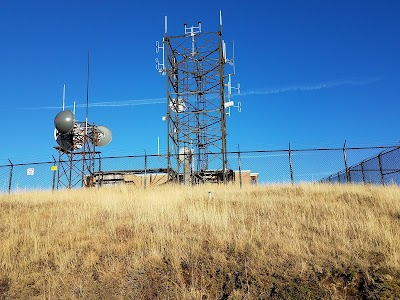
1, 144, 399, 193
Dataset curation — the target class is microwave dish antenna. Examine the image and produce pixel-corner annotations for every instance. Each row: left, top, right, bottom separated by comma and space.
90, 125, 112, 147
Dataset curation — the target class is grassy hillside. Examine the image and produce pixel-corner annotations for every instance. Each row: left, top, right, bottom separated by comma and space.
0, 184, 399, 299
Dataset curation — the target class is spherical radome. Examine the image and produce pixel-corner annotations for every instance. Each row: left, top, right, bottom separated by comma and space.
54, 110, 75, 134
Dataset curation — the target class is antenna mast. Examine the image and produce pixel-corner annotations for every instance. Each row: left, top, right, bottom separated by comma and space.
155, 11, 240, 184
53, 51, 112, 189
62, 84, 66, 111
86, 50, 90, 128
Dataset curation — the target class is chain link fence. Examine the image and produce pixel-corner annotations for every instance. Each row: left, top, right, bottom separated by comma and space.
320, 146, 400, 185
1, 145, 399, 193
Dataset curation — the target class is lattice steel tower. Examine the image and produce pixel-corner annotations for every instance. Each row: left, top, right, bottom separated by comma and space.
53, 82, 112, 189
156, 12, 240, 183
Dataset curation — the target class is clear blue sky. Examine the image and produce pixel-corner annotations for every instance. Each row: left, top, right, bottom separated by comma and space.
0, 0, 399, 165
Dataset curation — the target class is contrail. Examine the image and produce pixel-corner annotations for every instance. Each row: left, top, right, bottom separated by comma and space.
21, 77, 381, 110
84, 97, 165, 108
237, 77, 382, 97
24, 97, 166, 110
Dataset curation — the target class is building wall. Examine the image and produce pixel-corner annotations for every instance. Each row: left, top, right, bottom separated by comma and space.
233, 170, 259, 185
90, 170, 257, 187
124, 173, 168, 187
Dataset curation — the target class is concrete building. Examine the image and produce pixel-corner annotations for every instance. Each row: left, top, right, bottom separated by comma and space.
87, 169, 259, 187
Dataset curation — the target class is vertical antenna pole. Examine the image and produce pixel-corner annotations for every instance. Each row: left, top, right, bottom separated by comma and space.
165, 16, 168, 34
232, 40, 236, 75
219, 14, 227, 183
62, 84, 66, 111
73, 101, 76, 115
86, 50, 90, 129
82, 50, 90, 188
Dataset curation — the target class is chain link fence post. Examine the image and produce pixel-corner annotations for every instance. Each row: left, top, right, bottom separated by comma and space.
378, 153, 385, 186
237, 144, 242, 189
288, 143, 294, 185
8, 159, 13, 194
52, 156, 57, 192
144, 150, 147, 189
361, 161, 366, 184
343, 141, 351, 183
97, 153, 102, 188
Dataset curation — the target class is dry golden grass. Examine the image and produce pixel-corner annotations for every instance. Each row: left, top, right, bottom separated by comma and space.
0, 183, 399, 299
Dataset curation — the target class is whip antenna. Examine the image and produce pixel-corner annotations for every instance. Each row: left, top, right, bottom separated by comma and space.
86, 50, 90, 127
62, 84, 66, 111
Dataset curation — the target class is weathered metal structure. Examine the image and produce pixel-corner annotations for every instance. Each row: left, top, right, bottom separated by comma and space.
54, 122, 100, 189
156, 13, 239, 184
53, 82, 111, 189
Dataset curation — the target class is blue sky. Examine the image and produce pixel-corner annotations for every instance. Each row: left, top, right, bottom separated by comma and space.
0, 0, 399, 165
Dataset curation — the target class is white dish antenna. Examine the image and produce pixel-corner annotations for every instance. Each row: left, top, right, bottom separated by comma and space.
169, 97, 187, 113
90, 125, 112, 147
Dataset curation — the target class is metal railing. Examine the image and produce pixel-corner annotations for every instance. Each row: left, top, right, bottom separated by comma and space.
1, 144, 399, 193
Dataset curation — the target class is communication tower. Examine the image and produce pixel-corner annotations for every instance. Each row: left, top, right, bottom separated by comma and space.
53, 84, 112, 189
155, 12, 240, 183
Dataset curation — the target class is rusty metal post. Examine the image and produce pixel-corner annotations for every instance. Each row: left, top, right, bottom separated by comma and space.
361, 161, 366, 184
378, 153, 385, 186
238, 144, 242, 189
343, 140, 351, 183
8, 159, 13, 194
98, 153, 102, 172
288, 143, 294, 185
144, 150, 147, 189
97, 153, 102, 188
52, 155, 57, 192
